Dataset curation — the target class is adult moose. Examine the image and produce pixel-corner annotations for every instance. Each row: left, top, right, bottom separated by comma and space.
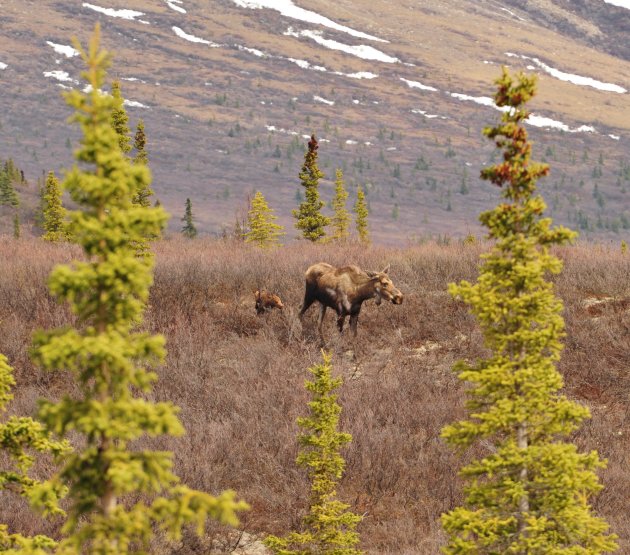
299, 262, 403, 342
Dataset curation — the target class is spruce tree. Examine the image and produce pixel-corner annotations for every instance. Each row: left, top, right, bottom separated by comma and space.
130, 118, 155, 256
293, 134, 330, 241
110, 80, 131, 155
31, 25, 246, 553
244, 190, 285, 248
0, 353, 69, 553
265, 352, 362, 555
181, 198, 197, 238
353, 186, 369, 244
133, 119, 148, 166
330, 168, 351, 242
42, 171, 67, 242
441, 68, 617, 554
12, 211, 20, 239
132, 119, 153, 207
0, 166, 19, 207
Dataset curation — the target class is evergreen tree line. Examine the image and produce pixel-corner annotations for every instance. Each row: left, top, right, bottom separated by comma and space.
180, 135, 370, 249
0, 24, 618, 555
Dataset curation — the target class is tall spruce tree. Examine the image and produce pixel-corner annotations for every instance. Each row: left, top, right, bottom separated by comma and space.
293, 134, 330, 241
181, 197, 198, 238
0, 353, 69, 553
12, 211, 20, 239
330, 168, 351, 242
132, 119, 153, 207
353, 186, 369, 244
31, 25, 246, 554
42, 171, 67, 242
0, 166, 19, 207
441, 68, 617, 554
110, 80, 131, 155
130, 118, 155, 256
244, 190, 285, 248
265, 352, 362, 555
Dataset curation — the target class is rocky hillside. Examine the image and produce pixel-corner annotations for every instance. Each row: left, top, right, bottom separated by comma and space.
1, 0, 629, 243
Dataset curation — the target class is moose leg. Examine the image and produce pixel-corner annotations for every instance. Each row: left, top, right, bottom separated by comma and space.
298, 291, 316, 319
317, 304, 327, 342
349, 312, 360, 337
337, 314, 346, 333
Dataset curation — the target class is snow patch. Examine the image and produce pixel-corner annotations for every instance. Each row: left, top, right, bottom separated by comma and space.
44, 70, 77, 84
285, 28, 398, 63
343, 71, 378, 79
165, 0, 186, 13
83, 3, 149, 23
236, 45, 265, 57
449, 92, 497, 107
346, 140, 358, 145
506, 52, 626, 93
0, 62, 7, 70
286, 57, 326, 71
314, 95, 334, 106
450, 91, 597, 133
499, 7, 526, 21
527, 115, 596, 133
411, 109, 446, 120
124, 99, 149, 108
229, 0, 388, 42
608, 134, 620, 140
603, 0, 630, 8
172, 26, 220, 46
401, 77, 438, 92
46, 41, 79, 58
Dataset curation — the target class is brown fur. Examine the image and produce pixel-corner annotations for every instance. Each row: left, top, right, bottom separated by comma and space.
298, 262, 403, 341
254, 290, 284, 315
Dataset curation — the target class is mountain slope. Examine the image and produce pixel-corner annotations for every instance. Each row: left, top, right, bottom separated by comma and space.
1, 0, 629, 242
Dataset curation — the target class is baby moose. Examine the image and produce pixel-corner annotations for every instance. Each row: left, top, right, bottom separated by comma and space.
254, 289, 284, 315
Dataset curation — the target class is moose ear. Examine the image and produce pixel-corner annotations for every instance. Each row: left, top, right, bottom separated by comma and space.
254, 290, 260, 298
381, 264, 390, 274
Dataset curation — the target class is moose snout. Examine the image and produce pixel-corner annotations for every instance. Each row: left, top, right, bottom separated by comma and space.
392, 293, 403, 305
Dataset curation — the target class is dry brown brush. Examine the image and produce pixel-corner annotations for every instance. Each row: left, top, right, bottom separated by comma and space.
0, 237, 628, 553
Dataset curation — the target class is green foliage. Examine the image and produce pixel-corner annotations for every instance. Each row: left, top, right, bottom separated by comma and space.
30, 25, 246, 553
133, 119, 148, 166
3, 159, 22, 183
462, 233, 476, 245
131, 119, 156, 256
12, 211, 20, 239
353, 186, 369, 244
0, 353, 69, 553
244, 190, 284, 248
330, 169, 351, 242
0, 165, 19, 207
441, 68, 617, 554
181, 197, 198, 238
42, 171, 68, 242
265, 352, 362, 555
293, 134, 330, 242
110, 80, 131, 155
